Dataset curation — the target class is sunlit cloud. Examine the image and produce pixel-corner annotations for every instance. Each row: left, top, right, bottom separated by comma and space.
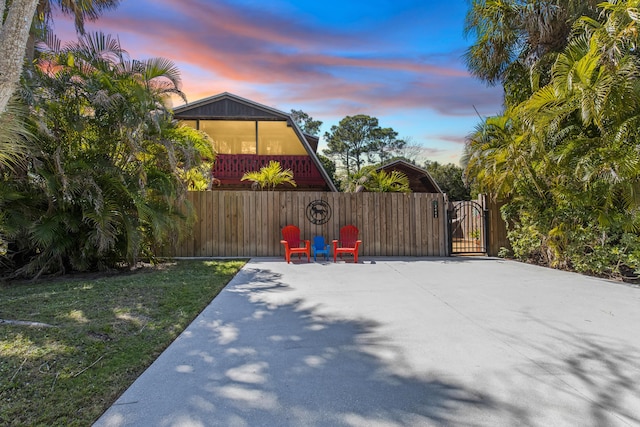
433, 134, 469, 146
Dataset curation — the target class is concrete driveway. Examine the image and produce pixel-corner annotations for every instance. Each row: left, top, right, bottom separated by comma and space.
94, 257, 640, 427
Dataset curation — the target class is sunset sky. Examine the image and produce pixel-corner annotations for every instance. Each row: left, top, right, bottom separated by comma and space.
54, 0, 503, 165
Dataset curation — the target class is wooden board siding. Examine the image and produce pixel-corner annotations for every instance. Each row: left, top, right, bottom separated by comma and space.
172, 191, 448, 258
174, 98, 283, 120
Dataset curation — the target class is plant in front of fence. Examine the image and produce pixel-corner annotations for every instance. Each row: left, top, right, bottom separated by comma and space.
349, 168, 410, 193
470, 229, 481, 249
241, 160, 297, 190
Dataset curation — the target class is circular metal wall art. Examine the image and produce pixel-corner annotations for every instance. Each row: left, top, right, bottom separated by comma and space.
306, 200, 332, 225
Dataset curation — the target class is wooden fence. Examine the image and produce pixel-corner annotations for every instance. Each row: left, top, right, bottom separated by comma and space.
172, 191, 448, 258
486, 198, 511, 257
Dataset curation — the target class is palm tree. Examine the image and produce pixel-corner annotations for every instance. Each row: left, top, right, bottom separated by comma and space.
464, 0, 640, 272
2, 31, 210, 277
464, 0, 600, 102
241, 161, 297, 190
0, 99, 31, 172
364, 170, 410, 193
348, 168, 410, 193
27, 0, 121, 63
37, 0, 121, 34
463, 108, 550, 200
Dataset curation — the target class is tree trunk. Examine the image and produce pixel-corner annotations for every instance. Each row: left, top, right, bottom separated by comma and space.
0, 0, 39, 115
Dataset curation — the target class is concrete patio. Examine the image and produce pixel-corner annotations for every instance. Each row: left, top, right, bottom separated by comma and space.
94, 257, 640, 427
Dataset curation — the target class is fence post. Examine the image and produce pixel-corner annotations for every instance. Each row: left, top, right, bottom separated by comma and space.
446, 197, 453, 256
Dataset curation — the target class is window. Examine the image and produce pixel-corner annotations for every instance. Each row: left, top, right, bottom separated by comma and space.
180, 120, 198, 129
199, 121, 256, 154
258, 121, 307, 155
180, 119, 308, 155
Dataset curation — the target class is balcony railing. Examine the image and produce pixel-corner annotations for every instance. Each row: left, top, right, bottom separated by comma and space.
212, 154, 324, 184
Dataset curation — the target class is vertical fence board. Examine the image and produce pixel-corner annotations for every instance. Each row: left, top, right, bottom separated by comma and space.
383, 194, 389, 256
297, 192, 305, 241
425, 195, 433, 256
242, 192, 249, 257
401, 194, 408, 256
204, 192, 211, 256
205, 191, 212, 256
210, 192, 216, 256
226, 192, 233, 256
261, 192, 269, 256
193, 191, 202, 256
437, 195, 445, 255
226, 193, 234, 256
358, 194, 365, 255
254, 192, 261, 256
214, 191, 221, 256
272, 191, 279, 256
364, 194, 371, 256
233, 193, 241, 256
421, 196, 429, 256
373, 193, 381, 256
333, 191, 342, 241
265, 192, 272, 256
409, 194, 416, 256
220, 192, 227, 256
427, 195, 433, 256
194, 192, 202, 256
409, 194, 417, 256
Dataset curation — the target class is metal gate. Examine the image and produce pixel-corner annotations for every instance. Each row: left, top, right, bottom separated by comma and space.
448, 201, 488, 254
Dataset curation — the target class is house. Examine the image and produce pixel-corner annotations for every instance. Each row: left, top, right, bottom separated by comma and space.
173, 92, 337, 191
376, 159, 443, 193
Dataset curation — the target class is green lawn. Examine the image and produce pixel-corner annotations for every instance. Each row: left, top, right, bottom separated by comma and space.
0, 259, 246, 426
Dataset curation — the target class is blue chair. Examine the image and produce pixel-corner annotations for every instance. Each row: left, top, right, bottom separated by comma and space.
311, 236, 331, 261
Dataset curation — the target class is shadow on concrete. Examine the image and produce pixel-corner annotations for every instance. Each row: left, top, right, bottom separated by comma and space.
97, 260, 640, 427
492, 314, 640, 427
101, 266, 496, 426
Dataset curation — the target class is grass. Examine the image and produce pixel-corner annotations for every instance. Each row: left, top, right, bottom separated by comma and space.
0, 259, 246, 426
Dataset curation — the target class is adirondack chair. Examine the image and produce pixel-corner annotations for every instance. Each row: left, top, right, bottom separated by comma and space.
332, 225, 362, 263
311, 236, 331, 261
280, 225, 310, 263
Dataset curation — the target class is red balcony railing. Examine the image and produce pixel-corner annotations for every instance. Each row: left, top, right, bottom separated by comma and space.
212, 154, 325, 187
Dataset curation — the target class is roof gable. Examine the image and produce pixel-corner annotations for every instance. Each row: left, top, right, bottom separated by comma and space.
173, 92, 288, 120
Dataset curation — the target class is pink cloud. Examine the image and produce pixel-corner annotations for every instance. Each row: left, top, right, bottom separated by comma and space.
432, 134, 468, 145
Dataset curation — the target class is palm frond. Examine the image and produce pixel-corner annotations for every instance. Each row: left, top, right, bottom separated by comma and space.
0, 98, 31, 172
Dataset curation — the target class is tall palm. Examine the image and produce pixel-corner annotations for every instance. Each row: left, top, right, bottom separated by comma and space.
38, 0, 120, 33
27, 0, 120, 62
464, 0, 600, 101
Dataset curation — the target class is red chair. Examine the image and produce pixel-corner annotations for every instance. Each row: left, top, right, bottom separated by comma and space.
332, 225, 362, 263
280, 225, 310, 263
